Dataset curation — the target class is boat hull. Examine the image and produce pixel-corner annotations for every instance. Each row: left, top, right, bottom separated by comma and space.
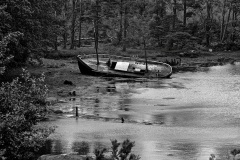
77, 54, 172, 78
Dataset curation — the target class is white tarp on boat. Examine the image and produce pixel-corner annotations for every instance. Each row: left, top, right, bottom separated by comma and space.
114, 62, 129, 71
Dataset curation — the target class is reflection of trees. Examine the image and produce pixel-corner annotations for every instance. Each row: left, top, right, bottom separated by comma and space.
93, 98, 100, 116
118, 114, 131, 122
72, 141, 90, 155
52, 140, 64, 154
94, 98, 100, 108
152, 111, 196, 126
169, 142, 199, 160
93, 141, 108, 152
118, 98, 131, 111
38, 139, 53, 155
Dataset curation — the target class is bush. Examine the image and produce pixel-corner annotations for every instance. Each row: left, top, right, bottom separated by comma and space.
165, 32, 199, 50
94, 139, 140, 160
211, 42, 240, 51
0, 32, 23, 74
0, 69, 54, 160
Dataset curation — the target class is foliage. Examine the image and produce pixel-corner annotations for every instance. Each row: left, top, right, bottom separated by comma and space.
118, 139, 139, 160
111, 139, 121, 159
0, 69, 54, 160
2, 0, 240, 64
93, 139, 140, 160
0, 0, 64, 63
95, 148, 107, 160
166, 32, 198, 50
0, 32, 23, 74
231, 149, 240, 157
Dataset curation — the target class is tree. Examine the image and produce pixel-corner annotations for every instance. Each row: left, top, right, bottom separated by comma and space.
172, 0, 177, 30
0, 0, 64, 64
205, 1, 212, 46
119, 0, 124, 44
0, 32, 23, 74
93, 0, 100, 64
221, 0, 232, 42
70, 0, 77, 49
0, 69, 54, 160
61, 0, 70, 49
122, 1, 128, 52
77, 0, 83, 47
220, 0, 227, 41
183, 0, 187, 26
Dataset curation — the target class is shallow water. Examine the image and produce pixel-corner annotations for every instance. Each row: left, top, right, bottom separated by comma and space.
44, 63, 240, 160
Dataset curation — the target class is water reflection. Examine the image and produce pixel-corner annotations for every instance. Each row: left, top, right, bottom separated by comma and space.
45, 64, 240, 160
72, 141, 90, 155
51, 140, 65, 154
169, 142, 199, 160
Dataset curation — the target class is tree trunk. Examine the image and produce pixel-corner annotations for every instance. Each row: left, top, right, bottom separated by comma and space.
220, 0, 226, 41
205, 2, 211, 47
122, 4, 127, 52
221, 5, 232, 43
183, 0, 187, 27
118, 0, 123, 43
62, 1, 68, 49
54, 36, 58, 51
94, 0, 99, 64
160, 0, 165, 18
155, 0, 160, 17
54, 11, 58, 51
78, 0, 82, 47
231, 9, 237, 42
173, 0, 177, 30
63, 32, 67, 49
70, 0, 77, 49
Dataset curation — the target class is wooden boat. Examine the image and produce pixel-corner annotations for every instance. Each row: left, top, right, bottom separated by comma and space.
77, 54, 172, 78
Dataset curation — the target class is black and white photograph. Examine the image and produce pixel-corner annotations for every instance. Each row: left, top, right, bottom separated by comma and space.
1, 0, 240, 160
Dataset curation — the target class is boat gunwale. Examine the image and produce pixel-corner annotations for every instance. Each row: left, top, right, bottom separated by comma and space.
78, 54, 172, 67
77, 54, 172, 78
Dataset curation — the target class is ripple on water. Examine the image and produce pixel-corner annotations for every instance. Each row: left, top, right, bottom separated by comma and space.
45, 64, 240, 160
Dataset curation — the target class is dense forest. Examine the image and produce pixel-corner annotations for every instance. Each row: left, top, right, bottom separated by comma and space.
1, 0, 240, 71
1, 1, 240, 159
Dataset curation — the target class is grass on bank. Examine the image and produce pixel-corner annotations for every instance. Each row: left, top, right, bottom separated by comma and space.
43, 44, 200, 59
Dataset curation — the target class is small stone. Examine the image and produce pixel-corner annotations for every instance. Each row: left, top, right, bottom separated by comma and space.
54, 110, 63, 114
64, 80, 73, 85
72, 91, 76, 96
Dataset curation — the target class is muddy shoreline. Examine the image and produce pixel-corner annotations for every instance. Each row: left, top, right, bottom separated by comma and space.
30, 51, 240, 159
22, 51, 239, 118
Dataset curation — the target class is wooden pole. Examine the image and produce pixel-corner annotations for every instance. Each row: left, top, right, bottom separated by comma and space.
76, 107, 79, 117
143, 39, 148, 72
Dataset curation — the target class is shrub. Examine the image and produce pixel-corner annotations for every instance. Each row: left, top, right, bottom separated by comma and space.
0, 32, 23, 74
94, 139, 140, 160
0, 69, 54, 160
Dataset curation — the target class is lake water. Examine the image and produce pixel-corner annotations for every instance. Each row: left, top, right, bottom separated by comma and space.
44, 63, 240, 160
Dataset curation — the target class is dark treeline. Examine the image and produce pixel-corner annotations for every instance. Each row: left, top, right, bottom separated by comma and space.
59, 0, 240, 52
1, 0, 240, 69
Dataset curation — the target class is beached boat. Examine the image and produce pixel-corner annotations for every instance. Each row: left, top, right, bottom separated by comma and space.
77, 54, 172, 78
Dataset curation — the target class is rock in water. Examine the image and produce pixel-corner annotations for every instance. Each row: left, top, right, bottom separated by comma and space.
64, 80, 73, 85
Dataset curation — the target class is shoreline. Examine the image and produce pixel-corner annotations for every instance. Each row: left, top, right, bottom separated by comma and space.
33, 51, 240, 160
21, 50, 239, 117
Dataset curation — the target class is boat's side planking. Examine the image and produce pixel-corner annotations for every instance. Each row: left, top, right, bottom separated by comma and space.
78, 54, 172, 78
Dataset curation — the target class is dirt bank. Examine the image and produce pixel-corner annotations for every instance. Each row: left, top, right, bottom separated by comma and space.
25, 50, 240, 103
